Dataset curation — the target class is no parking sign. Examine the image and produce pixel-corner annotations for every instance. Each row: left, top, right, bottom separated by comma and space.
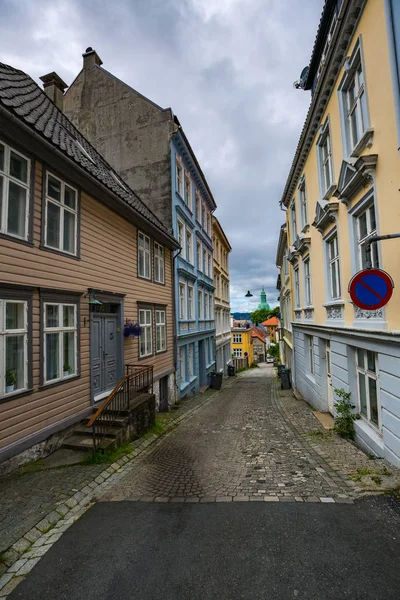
348, 268, 394, 310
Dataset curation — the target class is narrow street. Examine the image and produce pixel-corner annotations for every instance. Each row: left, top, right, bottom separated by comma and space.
6, 365, 400, 600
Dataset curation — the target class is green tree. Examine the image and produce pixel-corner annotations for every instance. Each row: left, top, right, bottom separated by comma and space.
268, 343, 280, 360
250, 308, 270, 324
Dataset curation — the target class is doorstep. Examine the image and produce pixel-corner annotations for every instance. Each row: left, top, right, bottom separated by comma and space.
314, 411, 334, 430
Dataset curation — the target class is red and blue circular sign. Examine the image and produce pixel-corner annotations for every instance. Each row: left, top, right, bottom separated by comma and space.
349, 268, 394, 310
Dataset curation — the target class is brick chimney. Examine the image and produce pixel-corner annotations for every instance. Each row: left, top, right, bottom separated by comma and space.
40, 72, 68, 111
82, 47, 103, 70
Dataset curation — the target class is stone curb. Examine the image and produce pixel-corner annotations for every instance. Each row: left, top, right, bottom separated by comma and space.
0, 382, 234, 598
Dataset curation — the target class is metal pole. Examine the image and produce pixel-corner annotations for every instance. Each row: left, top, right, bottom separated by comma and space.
365, 233, 400, 269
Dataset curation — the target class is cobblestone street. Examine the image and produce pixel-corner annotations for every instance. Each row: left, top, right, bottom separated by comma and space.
102, 364, 400, 503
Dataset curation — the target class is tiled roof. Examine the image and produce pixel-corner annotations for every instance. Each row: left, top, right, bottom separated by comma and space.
0, 62, 176, 244
250, 327, 267, 344
262, 316, 279, 327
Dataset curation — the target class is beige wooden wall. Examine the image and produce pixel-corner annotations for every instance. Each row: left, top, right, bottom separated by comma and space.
0, 161, 175, 450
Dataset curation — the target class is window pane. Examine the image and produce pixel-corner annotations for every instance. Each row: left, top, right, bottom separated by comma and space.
138, 249, 144, 276
0, 144, 4, 171
63, 331, 75, 375
331, 263, 338, 298
6, 302, 24, 330
47, 201, 60, 248
369, 206, 376, 232
357, 348, 364, 367
9, 151, 28, 183
46, 332, 60, 381
63, 210, 76, 254
145, 254, 150, 278
47, 175, 61, 201
46, 304, 59, 328
367, 351, 376, 373
63, 305, 75, 328
64, 186, 76, 209
358, 212, 368, 240
5, 335, 25, 391
369, 378, 379, 426
140, 336, 146, 356
7, 182, 27, 237
359, 373, 367, 417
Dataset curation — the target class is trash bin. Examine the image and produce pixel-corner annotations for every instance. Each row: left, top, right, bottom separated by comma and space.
277, 364, 285, 378
210, 371, 223, 390
281, 368, 291, 390
228, 364, 236, 377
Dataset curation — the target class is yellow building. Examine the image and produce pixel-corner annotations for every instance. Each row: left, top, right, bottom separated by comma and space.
231, 326, 254, 366
276, 0, 400, 468
212, 217, 232, 375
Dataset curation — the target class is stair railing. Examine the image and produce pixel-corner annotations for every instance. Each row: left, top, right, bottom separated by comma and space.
87, 365, 154, 451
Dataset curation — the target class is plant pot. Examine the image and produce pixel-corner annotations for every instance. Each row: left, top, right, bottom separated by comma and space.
63, 371, 70, 377
6, 385, 15, 393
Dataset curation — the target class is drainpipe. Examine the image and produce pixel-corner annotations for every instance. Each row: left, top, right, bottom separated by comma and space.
172, 247, 182, 404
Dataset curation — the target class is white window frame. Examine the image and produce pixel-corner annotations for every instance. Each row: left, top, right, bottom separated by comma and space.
209, 294, 213, 319
233, 334, 242, 344
290, 200, 297, 242
356, 349, 380, 430
154, 242, 165, 284
44, 302, 77, 384
326, 233, 341, 300
45, 172, 78, 255
198, 289, 203, 319
155, 309, 166, 353
203, 248, 207, 275
138, 232, 151, 280
356, 203, 378, 270
233, 348, 242, 358
177, 219, 185, 252
202, 202, 206, 230
317, 119, 334, 197
186, 229, 193, 264
0, 141, 30, 241
196, 191, 201, 223
306, 334, 315, 376
185, 174, 192, 210
139, 308, 153, 357
208, 252, 212, 277
204, 292, 209, 319
187, 285, 194, 320
294, 266, 300, 308
339, 40, 369, 157
196, 240, 202, 271
298, 177, 308, 229
179, 282, 186, 320
176, 157, 183, 196
0, 299, 28, 397
303, 257, 312, 306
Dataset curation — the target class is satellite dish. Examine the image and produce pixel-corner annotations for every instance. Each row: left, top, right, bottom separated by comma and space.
293, 66, 309, 90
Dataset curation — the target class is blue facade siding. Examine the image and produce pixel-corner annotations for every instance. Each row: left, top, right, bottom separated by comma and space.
170, 138, 216, 398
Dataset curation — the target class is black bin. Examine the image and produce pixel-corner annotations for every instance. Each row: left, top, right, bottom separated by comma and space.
281, 368, 291, 390
277, 364, 285, 378
210, 371, 223, 389
228, 364, 236, 377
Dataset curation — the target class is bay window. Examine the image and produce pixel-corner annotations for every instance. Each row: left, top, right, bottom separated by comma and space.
45, 172, 78, 255
44, 303, 77, 383
0, 141, 30, 240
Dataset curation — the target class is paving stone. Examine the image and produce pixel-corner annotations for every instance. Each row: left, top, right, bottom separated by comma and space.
0, 572, 13, 591
11, 538, 31, 554
263, 496, 279, 502
320, 497, 335, 503
24, 528, 41, 544
0, 575, 25, 595
8, 558, 27, 573
16, 557, 41, 576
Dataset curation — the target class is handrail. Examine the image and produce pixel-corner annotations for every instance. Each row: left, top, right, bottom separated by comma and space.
87, 375, 127, 428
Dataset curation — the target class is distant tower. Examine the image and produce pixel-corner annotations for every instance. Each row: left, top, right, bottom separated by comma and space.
258, 287, 271, 311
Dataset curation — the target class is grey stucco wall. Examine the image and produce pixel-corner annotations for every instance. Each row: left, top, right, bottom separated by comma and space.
64, 64, 175, 229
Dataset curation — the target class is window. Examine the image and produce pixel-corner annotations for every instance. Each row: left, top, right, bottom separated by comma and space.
209, 294, 213, 319
177, 220, 184, 250
186, 229, 193, 263
233, 334, 242, 344
45, 172, 77, 255
198, 289, 204, 319
357, 204, 378, 269
185, 175, 192, 209
155, 310, 166, 353
202, 202, 206, 230
203, 249, 207, 275
317, 121, 334, 196
188, 344, 194, 378
0, 299, 28, 396
304, 258, 312, 306
327, 234, 341, 299
139, 309, 152, 357
0, 141, 30, 240
294, 266, 300, 308
197, 241, 202, 271
357, 349, 380, 428
233, 348, 242, 358
138, 232, 151, 279
339, 43, 369, 156
44, 303, 77, 383
299, 178, 308, 229
154, 243, 165, 284
196, 191, 201, 223
187, 286, 194, 320
204, 292, 209, 319
179, 282, 186, 320
306, 335, 314, 376
208, 252, 212, 277
290, 200, 297, 242
207, 213, 211, 237
176, 158, 183, 196
179, 346, 186, 382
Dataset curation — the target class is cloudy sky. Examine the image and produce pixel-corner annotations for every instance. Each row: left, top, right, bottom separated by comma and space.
1, 0, 322, 312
